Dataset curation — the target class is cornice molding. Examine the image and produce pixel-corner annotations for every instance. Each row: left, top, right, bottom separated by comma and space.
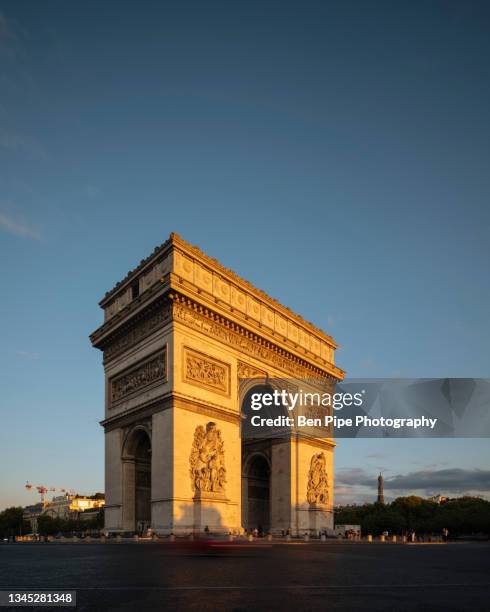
171, 233, 335, 345
90, 283, 169, 349
169, 275, 342, 375
173, 394, 241, 425
101, 395, 173, 431
94, 232, 339, 352
170, 292, 343, 381
101, 301, 171, 364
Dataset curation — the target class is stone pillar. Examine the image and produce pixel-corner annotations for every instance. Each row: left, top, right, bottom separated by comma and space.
104, 429, 123, 531
168, 404, 241, 535
151, 409, 173, 533
121, 458, 135, 531
192, 491, 231, 534
270, 440, 293, 534
293, 436, 334, 536
269, 436, 334, 535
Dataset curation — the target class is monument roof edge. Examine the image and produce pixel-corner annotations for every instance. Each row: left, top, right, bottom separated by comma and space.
98, 233, 176, 307
98, 232, 337, 347
172, 233, 337, 347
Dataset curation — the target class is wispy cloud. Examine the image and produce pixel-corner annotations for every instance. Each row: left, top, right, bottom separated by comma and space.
335, 467, 490, 502
0, 12, 14, 44
359, 356, 377, 372
0, 11, 21, 58
0, 130, 49, 161
0, 13, 49, 162
0, 209, 41, 239
16, 350, 40, 360
85, 184, 100, 200
334, 482, 376, 506
385, 468, 490, 494
336, 467, 373, 486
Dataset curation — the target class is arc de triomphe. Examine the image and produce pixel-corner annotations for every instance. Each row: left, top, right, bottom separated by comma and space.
90, 233, 344, 535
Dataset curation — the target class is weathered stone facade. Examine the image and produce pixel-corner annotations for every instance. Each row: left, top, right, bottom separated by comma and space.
90, 233, 344, 535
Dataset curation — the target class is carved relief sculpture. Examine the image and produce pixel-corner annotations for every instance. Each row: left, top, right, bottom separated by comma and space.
190, 422, 227, 495
307, 452, 329, 506
174, 300, 334, 381
183, 347, 230, 395
110, 350, 166, 404
237, 361, 267, 380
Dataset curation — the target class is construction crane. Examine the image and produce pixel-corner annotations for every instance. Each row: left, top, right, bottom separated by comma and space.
24, 482, 76, 504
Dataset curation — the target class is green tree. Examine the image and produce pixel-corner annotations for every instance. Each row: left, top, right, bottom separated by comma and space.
37, 515, 63, 536
335, 496, 490, 537
0, 507, 29, 538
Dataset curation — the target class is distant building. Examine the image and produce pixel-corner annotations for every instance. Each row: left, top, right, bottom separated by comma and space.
42, 494, 105, 520
428, 494, 447, 504
334, 524, 361, 537
23, 503, 43, 532
377, 473, 385, 504
78, 507, 104, 523
23, 494, 105, 532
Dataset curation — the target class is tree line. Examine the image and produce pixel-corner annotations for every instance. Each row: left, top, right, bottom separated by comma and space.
335, 496, 490, 536
0, 507, 30, 538
0, 507, 104, 538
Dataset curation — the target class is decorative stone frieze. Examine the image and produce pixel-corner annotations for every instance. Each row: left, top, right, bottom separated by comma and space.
110, 349, 166, 405
173, 296, 335, 381
104, 302, 171, 362
183, 347, 230, 396
237, 361, 267, 380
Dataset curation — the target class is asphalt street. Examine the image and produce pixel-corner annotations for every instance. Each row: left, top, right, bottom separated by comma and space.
1, 540, 488, 611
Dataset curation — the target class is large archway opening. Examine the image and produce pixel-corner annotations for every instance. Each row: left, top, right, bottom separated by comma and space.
244, 454, 271, 534
122, 427, 151, 534
240, 382, 276, 535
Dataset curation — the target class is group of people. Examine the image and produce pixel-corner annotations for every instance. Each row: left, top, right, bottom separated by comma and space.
404, 528, 450, 542
343, 529, 361, 539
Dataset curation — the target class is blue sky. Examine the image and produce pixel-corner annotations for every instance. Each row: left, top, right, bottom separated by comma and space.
1, 1, 489, 509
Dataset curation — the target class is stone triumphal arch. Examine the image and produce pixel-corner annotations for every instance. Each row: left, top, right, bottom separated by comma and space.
90, 233, 344, 535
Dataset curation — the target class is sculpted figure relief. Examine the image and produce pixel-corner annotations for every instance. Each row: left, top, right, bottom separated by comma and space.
190, 422, 227, 495
307, 452, 329, 506
111, 352, 166, 403
186, 354, 226, 390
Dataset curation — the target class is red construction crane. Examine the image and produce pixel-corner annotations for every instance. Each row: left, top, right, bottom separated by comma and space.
24, 482, 76, 504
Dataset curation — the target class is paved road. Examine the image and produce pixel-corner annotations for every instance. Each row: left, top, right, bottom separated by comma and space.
1, 540, 489, 611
